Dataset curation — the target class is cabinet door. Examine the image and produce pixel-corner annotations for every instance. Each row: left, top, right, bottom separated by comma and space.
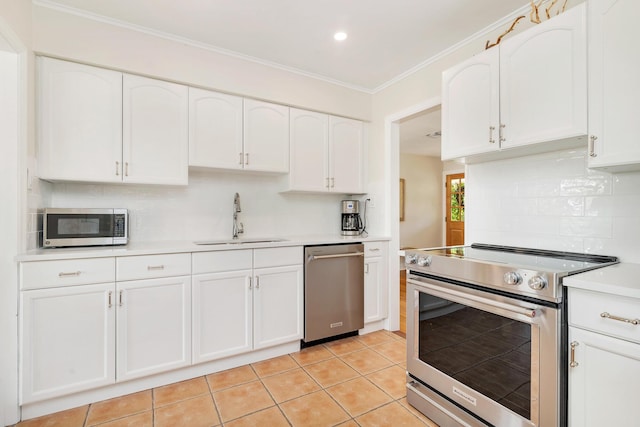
116, 276, 191, 381
253, 265, 303, 349
500, 4, 586, 149
289, 108, 329, 192
243, 99, 289, 173
21, 283, 115, 403
568, 327, 640, 426
364, 242, 389, 323
188, 87, 243, 170
364, 257, 387, 323
38, 57, 122, 183
123, 74, 188, 185
588, 0, 640, 171
329, 116, 365, 194
192, 271, 253, 363
441, 48, 500, 160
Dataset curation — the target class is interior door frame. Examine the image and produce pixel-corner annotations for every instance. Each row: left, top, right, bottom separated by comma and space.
384, 96, 441, 332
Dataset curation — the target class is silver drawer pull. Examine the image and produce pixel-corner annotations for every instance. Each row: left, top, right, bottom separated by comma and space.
570, 341, 579, 368
58, 271, 81, 277
147, 265, 165, 271
368, 248, 380, 252
309, 252, 365, 261
600, 312, 640, 325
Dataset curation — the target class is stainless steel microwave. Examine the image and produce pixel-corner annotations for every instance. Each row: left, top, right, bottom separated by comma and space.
43, 208, 128, 248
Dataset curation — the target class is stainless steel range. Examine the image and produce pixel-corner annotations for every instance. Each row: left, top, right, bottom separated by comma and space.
404, 243, 618, 427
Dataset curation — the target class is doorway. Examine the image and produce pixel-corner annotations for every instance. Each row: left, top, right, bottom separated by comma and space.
445, 172, 465, 246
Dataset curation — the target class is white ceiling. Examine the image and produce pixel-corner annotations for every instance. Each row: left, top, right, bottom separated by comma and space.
38, 0, 527, 92
399, 107, 442, 157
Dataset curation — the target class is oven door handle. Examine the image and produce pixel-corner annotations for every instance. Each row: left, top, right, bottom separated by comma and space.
414, 280, 538, 321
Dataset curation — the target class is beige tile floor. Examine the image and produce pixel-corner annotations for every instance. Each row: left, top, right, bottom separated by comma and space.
15, 331, 439, 427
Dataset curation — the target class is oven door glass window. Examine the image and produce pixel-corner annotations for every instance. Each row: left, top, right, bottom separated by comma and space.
418, 291, 532, 420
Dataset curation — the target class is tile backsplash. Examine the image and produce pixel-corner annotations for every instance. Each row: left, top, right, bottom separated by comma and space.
466, 148, 640, 263
32, 170, 352, 247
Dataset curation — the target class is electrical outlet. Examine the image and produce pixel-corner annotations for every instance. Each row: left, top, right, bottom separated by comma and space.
367, 196, 376, 208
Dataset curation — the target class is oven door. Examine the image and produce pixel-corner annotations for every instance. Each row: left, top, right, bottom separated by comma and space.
407, 274, 560, 427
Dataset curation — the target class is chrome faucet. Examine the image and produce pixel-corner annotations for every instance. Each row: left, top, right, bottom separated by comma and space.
232, 192, 244, 239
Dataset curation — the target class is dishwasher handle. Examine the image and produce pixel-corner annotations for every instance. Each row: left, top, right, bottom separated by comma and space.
308, 252, 364, 261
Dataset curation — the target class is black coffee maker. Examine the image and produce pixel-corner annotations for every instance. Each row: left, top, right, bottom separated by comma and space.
341, 200, 363, 236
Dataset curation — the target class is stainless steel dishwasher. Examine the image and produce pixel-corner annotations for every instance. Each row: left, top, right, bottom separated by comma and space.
303, 243, 364, 344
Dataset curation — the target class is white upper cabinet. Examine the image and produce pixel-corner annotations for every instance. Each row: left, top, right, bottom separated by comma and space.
441, 48, 500, 160
243, 99, 290, 173
38, 57, 123, 183
122, 74, 189, 185
289, 109, 365, 194
289, 108, 329, 192
38, 58, 189, 185
188, 87, 243, 170
441, 4, 587, 161
587, 0, 640, 172
329, 116, 366, 194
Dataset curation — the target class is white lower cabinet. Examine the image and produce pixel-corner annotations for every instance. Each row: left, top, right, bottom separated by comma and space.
568, 327, 640, 426
192, 268, 253, 363
364, 241, 389, 323
567, 286, 640, 426
253, 264, 303, 349
192, 247, 303, 364
20, 283, 115, 404
116, 276, 192, 381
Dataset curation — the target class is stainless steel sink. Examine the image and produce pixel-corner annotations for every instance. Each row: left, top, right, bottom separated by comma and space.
194, 238, 289, 245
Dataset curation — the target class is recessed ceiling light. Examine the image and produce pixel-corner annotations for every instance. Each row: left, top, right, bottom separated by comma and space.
334, 32, 348, 41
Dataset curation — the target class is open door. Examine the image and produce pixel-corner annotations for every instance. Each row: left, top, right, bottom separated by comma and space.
446, 173, 465, 246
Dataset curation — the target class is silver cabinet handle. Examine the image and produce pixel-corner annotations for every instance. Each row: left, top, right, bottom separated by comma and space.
330, 177, 335, 188
125, 162, 129, 176
589, 135, 598, 158
147, 265, 165, 271
255, 276, 260, 289
108, 291, 113, 308
365, 263, 369, 274
118, 290, 123, 307
248, 276, 252, 290
239, 152, 243, 165
600, 312, 640, 325
58, 271, 81, 277
489, 126, 495, 144
245, 153, 249, 166
368, 248, 380, 252
499, 123, 506, 143
326, 178, 330, 189
116, 161, 120, 176
570, 341, 579, 368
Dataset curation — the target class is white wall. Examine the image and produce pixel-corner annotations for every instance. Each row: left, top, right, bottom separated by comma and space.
466, 148, 640, 263
0, 0, 32, 424
399, 154, 443, 249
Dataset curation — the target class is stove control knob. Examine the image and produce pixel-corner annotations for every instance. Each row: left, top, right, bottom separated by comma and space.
417, 256, 432, 267
503, 272, 522, 286
405, 253, 418, 265
529, 275, 548, 290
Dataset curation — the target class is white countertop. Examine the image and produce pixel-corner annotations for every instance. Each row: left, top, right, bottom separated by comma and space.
563, 263, 640, 299
16, 234, 390, 262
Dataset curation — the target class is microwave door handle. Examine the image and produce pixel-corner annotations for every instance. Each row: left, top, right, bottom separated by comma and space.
412, 280, 537, 322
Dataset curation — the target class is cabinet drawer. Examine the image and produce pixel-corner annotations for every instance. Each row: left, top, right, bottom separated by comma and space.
192, 249, 252, 274
569, 288, 640, 344
254, 246, 302, 268
365, 241, 387, 257
21, 258, 115, 290
117, 253, 191, 281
